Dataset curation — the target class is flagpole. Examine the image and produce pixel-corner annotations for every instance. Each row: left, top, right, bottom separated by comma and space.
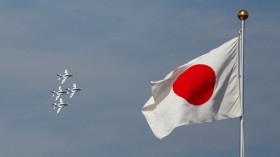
238, 10, 249, 157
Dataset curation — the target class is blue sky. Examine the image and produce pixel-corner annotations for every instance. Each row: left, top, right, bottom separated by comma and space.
0, 0, 279, 157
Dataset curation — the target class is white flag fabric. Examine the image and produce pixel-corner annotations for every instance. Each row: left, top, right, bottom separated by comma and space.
142, 37, 241, 139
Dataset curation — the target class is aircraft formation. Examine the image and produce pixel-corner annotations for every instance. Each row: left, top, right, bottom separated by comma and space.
51, 69, 81, 113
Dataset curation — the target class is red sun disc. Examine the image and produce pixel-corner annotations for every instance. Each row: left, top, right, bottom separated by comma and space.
173, 64, 216, 106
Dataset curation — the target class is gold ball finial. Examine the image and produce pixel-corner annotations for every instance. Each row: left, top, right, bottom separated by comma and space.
238, 10, 249, 21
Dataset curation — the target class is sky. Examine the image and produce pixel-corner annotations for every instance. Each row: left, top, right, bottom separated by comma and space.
0, 0, 279, 157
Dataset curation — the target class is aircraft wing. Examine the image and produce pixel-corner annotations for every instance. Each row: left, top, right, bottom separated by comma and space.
70, 92, 75, 98
61, 78, 67, 84
55, 95, 60, 101
57, 107, 62, 113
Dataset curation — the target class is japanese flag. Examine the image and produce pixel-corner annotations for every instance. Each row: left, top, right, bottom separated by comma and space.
142, 37, 241, 139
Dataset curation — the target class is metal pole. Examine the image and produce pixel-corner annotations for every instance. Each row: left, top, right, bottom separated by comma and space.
238, 10, 249, 157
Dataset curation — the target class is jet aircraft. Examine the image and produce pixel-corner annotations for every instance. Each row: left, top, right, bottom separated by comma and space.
52, 98, 69, 113
51, 86, 67, 101
57, 69, 73, 84
66, 83, 81, 98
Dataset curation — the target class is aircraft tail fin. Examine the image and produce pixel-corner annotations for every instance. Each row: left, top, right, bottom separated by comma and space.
65, 88, 71, 94
52, 103, 57, 110
51, 91, 55, 97
57, 74, 62, 80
